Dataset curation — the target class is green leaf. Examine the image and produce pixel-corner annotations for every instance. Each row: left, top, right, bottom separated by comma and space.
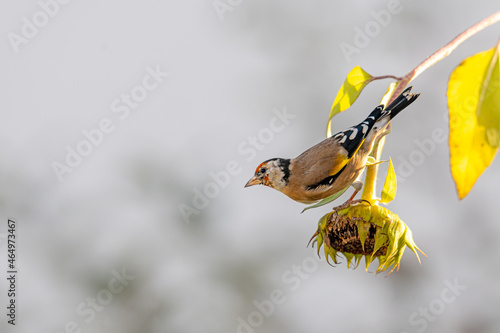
301, 186, 350, 213
448, 43, 500, 199
327, 66, 373, 137
380, 157, 397, 204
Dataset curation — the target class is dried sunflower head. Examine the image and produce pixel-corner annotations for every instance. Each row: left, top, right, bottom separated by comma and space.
309, 202, 425, 275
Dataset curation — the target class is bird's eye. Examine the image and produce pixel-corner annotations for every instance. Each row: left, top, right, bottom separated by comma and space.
259, 167, 266, 174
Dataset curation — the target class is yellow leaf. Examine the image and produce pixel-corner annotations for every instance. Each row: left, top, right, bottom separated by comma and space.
381, 157, 397, 204
448, 44, 500, 200
380, 81, 399, 107
365, 156, 377, 166
327, 66, 373, 137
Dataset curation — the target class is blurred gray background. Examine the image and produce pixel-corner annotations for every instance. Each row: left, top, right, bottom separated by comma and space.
1, 1, 500, 332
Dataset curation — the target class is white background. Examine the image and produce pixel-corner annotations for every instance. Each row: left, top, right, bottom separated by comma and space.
1, 1, 500, 333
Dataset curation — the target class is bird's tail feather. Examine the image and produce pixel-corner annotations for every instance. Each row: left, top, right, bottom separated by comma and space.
385, 87, 420, 120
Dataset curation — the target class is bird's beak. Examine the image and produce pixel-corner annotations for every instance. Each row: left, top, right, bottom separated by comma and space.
244, 176, 260, 188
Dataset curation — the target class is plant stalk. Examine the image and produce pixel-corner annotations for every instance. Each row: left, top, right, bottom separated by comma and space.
361, 10, 500, 202
390, 10, 500, 103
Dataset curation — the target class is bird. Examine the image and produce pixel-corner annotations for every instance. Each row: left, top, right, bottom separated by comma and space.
244, 87, 420, 204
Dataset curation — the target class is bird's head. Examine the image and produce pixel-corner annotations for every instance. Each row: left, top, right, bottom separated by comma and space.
244, 158, 290, 191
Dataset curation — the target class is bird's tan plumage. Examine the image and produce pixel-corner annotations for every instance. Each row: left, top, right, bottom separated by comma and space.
245, 87, 420, 205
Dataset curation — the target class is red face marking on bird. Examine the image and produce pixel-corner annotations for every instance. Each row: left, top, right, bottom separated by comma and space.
255, 162, 267, 174
248, 161, 274, 188
262, 174, 273, 187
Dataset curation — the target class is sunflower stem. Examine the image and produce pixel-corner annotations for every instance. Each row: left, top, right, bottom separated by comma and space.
389, 10, 500, 103
361, 11, 500, 202
361, 136, 386, 203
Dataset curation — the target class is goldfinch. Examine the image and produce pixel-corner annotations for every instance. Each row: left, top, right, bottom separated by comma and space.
244, 87, 420, 204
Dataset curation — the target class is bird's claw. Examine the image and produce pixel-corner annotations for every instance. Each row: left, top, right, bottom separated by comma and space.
333, 199, 370, 212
